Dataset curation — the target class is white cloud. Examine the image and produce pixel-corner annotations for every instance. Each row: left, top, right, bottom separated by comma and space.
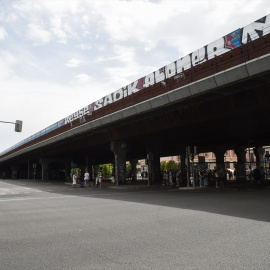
0, 51, 17, 79
0, 27, 8, 40
73, 74, 92, 83
66, 58, 83, 68
27, 23, 51, 44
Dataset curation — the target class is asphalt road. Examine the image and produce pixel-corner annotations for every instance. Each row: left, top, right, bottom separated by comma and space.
1, 179, 270, 270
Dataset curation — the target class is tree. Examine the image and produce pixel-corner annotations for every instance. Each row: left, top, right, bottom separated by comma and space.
160, 161, 167, 172
167, 160, 178, 171
126, 162, 132, 172
100, 164, 113, 178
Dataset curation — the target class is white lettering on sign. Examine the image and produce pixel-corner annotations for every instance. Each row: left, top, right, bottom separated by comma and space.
64, 106, 90, 124
103, 94, 113, 106
207, 37, 230, 60
113, 89, 123, 102
191, 46, 207, 66
143, 73, 155, 87
94, 98, 104, 111
165, 62, 176, 78
64, 14, 270, 126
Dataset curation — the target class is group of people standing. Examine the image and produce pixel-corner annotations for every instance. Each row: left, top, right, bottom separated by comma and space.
71, 170, 103, 188
161, 167, 228, 188
198, 167, 226, 188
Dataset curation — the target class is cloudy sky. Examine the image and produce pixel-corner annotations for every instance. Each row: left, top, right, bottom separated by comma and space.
0, 0, 270, 152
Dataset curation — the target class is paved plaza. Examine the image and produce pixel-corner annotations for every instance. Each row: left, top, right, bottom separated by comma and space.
1, 179, 270, 270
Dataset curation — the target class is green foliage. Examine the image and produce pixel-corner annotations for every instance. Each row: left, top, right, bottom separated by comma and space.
167, 160, 178, 171
160, 160, 179, 172
71, 168, 81, 175
160, 161, 167, 171
100, 164, 113, 178
126, 162, 132, 172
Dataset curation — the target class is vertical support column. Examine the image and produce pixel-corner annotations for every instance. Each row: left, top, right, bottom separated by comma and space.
11, 166, 19, 179
39, 158, 49, 181
146, 142, 161, 184
179, 147, 187, 183
65, 162, 72, 182
131, 159, 138, 182
110, 140, 127, 185
214, 146, 226, 171
254, 147, 265, 167
88, 159, 93, 182
234, 146, 247, 181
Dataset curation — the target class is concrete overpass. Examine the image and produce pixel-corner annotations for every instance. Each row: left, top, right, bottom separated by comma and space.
1, 26, 270, 183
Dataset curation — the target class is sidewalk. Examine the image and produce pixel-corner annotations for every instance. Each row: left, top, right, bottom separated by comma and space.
64, 179, 270, 190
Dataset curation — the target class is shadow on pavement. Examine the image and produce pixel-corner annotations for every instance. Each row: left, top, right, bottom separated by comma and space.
2, 178, 270, 223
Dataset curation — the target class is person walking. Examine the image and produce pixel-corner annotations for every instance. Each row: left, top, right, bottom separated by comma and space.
190, 174, 194, 187
203, 169, 208, 187
199, 168, 204, 188
72, 172, 77, 188
98, 171, 103, 188
219, 167, 225, 188
111, 172, 115, 184
84, 171, 90, 187
215, 169, 220, 188
169, 170, 173, 185
162, 170, 168, 186
176, 170, 180, 187
95, 171, 102, 188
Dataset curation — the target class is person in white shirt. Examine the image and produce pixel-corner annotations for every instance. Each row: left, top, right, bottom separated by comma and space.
72, 173, 77, 187
84, 171, 90, 187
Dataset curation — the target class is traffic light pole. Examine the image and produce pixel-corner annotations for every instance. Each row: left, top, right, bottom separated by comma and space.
0, 120, 23, 132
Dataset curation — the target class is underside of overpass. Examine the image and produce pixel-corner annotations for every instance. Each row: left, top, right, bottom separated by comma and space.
2, 67, 270, 173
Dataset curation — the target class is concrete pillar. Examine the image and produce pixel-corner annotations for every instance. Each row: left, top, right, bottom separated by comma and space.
146, 143, 161, 184
11, 166, 19, 179
110, 140, 127, 185
254, 147, 265, 167
87, 159, 93, 182
39, 158, 49, 181
234, 146, 246, 181
214, 146, 226, 171
65, 162, 72, 182
179, 148, 187, 182
131, 159, 138, 182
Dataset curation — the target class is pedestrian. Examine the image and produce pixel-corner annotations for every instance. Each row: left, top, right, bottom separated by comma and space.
111, 172, 115, 184
84, 171, 90, 187
176, 170, 180, 187
219, 168, 225, 188
190, 174, 194, 187
203, 169, 208, 187
199, 168, 204, 188
72, 172, 77, 187
169, 170, 173, 185
95, 171, 102, 187
162, 170, 168, 186
2, 171, 5, 180
99, 171, 102, 188
215, 169, 220, 188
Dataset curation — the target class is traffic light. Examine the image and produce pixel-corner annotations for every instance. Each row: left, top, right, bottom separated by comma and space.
15, 120, 23, 132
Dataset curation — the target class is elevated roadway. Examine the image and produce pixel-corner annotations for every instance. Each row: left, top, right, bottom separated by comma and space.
1, 32, 270, 182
